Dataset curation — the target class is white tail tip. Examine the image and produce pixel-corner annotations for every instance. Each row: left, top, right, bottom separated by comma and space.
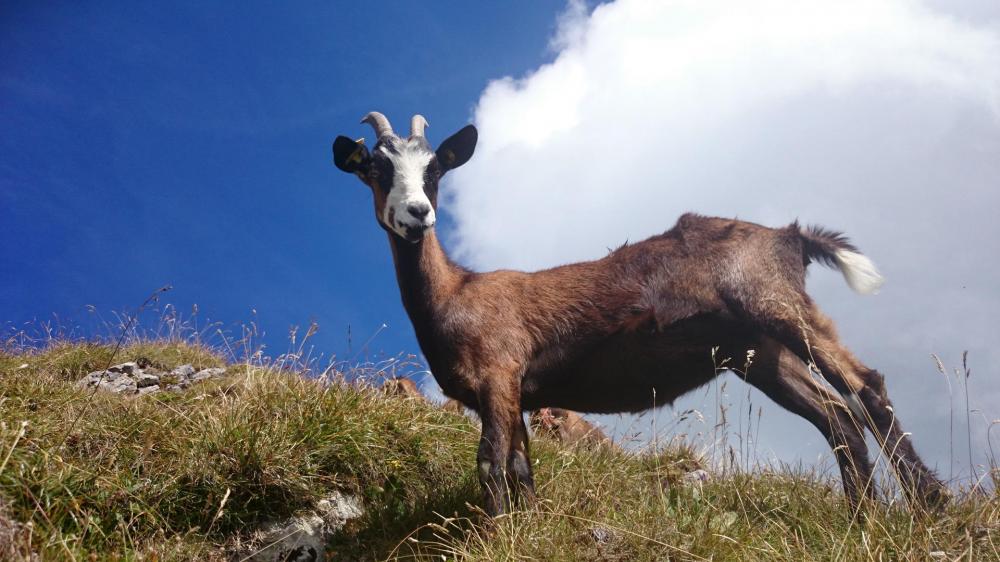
834, 249, 885, 295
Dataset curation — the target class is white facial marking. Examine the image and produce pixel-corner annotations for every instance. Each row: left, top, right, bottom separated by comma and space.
381, 140, 435, 239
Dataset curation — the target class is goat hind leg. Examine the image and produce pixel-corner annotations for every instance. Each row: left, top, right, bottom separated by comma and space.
779, 309, 948, 507
850, 364, 949, 507
748, 339, 876, 507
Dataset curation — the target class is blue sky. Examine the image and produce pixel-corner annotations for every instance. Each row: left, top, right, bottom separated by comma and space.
1, 1, 563, 361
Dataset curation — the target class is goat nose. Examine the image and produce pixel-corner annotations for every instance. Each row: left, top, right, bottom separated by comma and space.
407, 203, 431, 220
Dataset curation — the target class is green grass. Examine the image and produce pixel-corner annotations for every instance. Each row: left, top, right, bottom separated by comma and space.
1, 339, 997, 561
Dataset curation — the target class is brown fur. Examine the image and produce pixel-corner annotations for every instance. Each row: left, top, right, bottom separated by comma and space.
383, 378, 474, 418
332, 118, 946, 516
442, 398, 466, 414
382, 217, 944, 515
382, 377, 423, 400
530, 408, 617, 451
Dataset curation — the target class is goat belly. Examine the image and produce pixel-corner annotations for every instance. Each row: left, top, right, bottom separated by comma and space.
521, 315, 754, 414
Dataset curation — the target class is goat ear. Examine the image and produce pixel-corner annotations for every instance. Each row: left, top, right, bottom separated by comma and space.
435, 125, 477, 173
332, 136, 370, 175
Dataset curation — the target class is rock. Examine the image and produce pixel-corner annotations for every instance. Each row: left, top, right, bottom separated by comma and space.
75, 372, 99, 388
77, 362, 225, 396
107, 362, 139, 375
138, 385, 161, 396
76, 368, 124, 389
315, 492, 363, 529
99, 376, 136, 394
171, 364, 196, 378
104, 371, 122, 381
241, 491, 363, 562
190, 367, 226, 382
77, 368, 137, 394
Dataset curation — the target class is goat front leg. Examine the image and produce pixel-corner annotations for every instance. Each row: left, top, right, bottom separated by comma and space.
477, 383, 521, 516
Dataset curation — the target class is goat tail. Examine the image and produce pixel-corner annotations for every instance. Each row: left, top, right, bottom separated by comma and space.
799, 225, 884, 295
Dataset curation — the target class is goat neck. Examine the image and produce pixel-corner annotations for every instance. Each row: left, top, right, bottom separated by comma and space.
386, 229, 464, 328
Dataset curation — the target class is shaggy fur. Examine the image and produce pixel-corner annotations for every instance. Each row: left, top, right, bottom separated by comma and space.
530, 408, 617, 451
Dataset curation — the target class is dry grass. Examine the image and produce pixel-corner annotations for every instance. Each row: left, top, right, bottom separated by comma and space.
1, 335, 997, 561
0, 339, 477, 560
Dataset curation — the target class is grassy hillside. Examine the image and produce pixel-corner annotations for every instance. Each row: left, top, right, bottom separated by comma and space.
0, 339, 996, 560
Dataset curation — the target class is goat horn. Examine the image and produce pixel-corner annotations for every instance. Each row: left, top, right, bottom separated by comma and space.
360, 112, 393, 138
410, 114, 428, 138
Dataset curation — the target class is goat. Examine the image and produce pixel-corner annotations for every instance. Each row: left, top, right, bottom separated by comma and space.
383, 376, 423, 400
331, 112, 946, 516
530, 408, 618, 451
442, 398, 467, 415
384, 377, 470, 416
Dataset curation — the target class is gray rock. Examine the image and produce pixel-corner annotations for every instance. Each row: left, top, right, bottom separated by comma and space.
76, 370, 119, 388
75, 373, 97, 388
99, 376, 137, 394
107, 362, 139, 375
190, 367, 226, 382
315, 492, 363, 529
171, 364, 196, 378
78, 362, 227, 396
241, 491, 362, 562
138, 385, 161, 396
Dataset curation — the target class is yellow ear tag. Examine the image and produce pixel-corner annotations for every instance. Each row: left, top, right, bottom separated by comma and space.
346, 137, 366, 165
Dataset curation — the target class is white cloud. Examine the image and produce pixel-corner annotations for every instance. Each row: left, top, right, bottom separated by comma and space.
443, 0, 1000, 478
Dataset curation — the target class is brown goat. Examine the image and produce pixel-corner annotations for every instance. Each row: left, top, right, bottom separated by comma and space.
442, 398, 466, 415
383, 376, 423, 400
530, 408, 617, 451
332, 112, 946, 516
384, 377, 471, 416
